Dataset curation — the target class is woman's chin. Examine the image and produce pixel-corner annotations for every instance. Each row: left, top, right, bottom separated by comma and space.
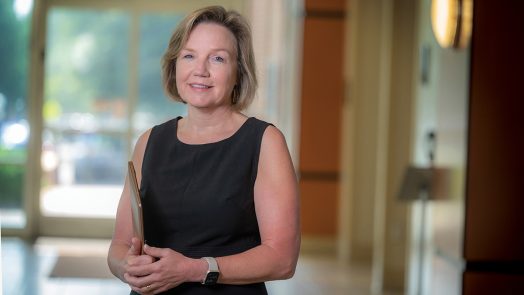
186, 99, 230, 110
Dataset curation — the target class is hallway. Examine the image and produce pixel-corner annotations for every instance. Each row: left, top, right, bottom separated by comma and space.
1, 237, 400, 295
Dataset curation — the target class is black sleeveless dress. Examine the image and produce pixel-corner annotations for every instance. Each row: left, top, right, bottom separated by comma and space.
133, 116, 271, 294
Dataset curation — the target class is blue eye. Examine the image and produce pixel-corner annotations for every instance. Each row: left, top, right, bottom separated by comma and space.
212, 56, 225, 63
182, 54, 193, 59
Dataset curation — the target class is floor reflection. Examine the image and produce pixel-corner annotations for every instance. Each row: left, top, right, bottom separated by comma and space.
1, 237, 397, 295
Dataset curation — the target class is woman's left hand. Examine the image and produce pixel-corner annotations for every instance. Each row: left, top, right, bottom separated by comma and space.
125, 245, 196, 294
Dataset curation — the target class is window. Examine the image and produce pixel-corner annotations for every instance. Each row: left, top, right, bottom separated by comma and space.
0, 0, 33, 228
41, 8, 187, 218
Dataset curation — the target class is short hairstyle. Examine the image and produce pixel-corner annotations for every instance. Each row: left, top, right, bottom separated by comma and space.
161, 6, 257, 110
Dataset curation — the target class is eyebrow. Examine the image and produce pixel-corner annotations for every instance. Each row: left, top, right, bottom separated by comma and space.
180, 47, 234, 55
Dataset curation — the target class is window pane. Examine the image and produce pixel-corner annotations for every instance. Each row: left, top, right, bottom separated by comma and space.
42, 8, 130, 218
0, 0, 33, 228
135, 13, 186, 133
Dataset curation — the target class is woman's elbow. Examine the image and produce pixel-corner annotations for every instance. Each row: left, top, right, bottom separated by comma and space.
280, 262, 297, 279
274, 249, 299, 280
280, 237, 300, 279
273, 256, 298, 280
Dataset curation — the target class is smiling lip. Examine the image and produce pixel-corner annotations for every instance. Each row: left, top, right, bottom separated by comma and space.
190, 83, 212, 89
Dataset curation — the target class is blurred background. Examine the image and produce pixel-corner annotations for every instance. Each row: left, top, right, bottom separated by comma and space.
1, 0, 523, 294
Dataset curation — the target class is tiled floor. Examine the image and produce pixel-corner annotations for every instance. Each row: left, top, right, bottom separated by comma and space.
1, 237, 392, 295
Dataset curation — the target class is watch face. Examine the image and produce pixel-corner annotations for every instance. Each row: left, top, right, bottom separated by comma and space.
204, 271, 219, 285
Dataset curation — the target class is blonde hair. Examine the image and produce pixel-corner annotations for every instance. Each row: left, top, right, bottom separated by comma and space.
161, 6, 257, 110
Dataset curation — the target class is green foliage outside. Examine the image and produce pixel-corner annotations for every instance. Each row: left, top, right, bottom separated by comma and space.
44, 8, 130, 113
45, 9, 185, 119
0, 4, 188, 209
0, 149, 26, 208
0, 1, 31, 210
138, 13, 185, 117
0, 0, 31, 120
0, 164, 24, 208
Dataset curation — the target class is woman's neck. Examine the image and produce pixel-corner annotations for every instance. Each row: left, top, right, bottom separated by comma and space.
182, 105, 248, 136
185, 106, 237, 129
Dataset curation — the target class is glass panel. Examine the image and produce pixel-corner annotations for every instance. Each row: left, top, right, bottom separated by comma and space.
41, 8, 130, 218
0, 0, 33, 228
135, 13, 186, 134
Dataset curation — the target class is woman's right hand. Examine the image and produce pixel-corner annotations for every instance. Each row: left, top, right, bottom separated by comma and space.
123, 238, 156, 285
126, 237, 144, 258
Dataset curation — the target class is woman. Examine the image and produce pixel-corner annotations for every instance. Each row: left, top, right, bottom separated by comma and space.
107, 6, 300, 295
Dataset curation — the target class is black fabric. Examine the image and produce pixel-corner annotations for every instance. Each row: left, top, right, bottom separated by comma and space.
136, 116, 271, 294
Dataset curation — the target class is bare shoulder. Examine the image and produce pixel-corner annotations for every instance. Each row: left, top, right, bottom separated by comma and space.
258, 125, 294, 175
136, 128, 153, 148
261, 125, 288, 150
131, 128, 153, 168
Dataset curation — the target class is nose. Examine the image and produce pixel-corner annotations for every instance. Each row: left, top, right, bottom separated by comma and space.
193, 58, 210, 77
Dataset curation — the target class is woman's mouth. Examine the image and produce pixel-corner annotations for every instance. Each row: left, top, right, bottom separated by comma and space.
190, 83, 212, 89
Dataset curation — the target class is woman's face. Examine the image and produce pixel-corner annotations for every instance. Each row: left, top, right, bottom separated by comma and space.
176, 22, 238, 109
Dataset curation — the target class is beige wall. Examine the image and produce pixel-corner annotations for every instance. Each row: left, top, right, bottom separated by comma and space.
345, 0, 471, 293
340, 0, 420, 293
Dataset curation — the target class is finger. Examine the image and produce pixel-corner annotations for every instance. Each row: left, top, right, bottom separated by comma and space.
126, 253, 157, 276
132, 253, 155, 265
124, 272, 140, 287
124, 272, 141, 286
143, 284, 154, 294
127, 262, 155, 277
125, 253, 155, 272
135, 281, 156, 295
131, 285, 150, 295
129, 237, 142, 255
124, 272, 153, 288
143, 244, 165, 258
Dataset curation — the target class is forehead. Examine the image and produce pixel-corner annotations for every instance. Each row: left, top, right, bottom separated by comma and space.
184, 22, 237, 52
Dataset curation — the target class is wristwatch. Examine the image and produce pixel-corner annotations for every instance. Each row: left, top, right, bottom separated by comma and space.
201, 257, 220, 285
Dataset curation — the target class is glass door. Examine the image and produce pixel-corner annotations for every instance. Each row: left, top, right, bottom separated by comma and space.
40, 7, 133, 236
38, 0, 245, 237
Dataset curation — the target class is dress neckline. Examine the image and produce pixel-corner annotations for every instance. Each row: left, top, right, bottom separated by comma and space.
174, 116, 253, 147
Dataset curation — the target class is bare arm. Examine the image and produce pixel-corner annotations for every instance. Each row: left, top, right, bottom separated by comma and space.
107, 129, 152, 282
215, 125, 301, 283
